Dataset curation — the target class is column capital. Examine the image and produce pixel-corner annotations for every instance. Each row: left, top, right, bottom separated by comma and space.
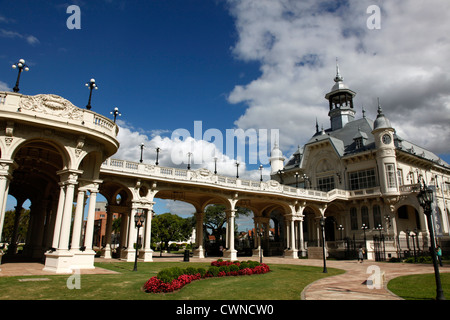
57, 169, 82, 185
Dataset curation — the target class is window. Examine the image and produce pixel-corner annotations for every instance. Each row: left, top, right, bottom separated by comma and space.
361, 206, 370, 228
350, 207, 358, 230
386, 163, 397, 188
397, 169, 403, 186
348, 168, 377, 190
317, 176, 335, 192
373, 205, 381, 227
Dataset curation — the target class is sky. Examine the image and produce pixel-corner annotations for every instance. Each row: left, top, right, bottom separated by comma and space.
2, 0, 450, 230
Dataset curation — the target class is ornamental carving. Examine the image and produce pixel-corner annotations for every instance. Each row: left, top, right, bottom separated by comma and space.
19, 94, 84, 120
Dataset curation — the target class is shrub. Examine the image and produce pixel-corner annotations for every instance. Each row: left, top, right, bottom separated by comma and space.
207, 266, 220, 277
145, 260, 270, 293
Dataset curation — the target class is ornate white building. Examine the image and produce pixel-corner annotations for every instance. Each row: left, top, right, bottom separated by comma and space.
270, 65, 450, 259
0, 64, 449, 273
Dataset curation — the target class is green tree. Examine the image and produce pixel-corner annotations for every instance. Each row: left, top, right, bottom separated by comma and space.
1, 209, 30, 244
203, 204, 250, 245
151, 213, 194, 252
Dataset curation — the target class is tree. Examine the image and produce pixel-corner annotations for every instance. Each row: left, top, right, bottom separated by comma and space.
151, 213, 194, 252
203, 204, 250, 246
1, 209, 30, 245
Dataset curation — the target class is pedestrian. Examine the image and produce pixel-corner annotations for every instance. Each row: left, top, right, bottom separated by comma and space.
436, 246, 443, 267
358, 246, 365, 263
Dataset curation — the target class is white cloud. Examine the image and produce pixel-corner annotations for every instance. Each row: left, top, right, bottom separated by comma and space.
0, 29, 40, 45
226, 0, 450, 156
0, 81, 11, 91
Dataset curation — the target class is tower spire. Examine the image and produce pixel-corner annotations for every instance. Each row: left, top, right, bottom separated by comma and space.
334, 57, 343, 83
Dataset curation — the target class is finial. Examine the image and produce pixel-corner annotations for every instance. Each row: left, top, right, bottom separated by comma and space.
377, 97, 383, 115
362, 106, 366, 118
334, 57, 343, 83
315, 118, 319, 133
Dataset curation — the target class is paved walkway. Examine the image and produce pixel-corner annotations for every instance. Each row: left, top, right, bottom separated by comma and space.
0, 255, 448, 300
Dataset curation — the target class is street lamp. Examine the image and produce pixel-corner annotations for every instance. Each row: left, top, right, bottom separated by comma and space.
12, 58, 30, 93
338, 224, 344, 241
361, 223, 368, 244
320, 216, 327, 273
133, 209, 146, 271
417, 183, 445, 300
187, 152, 192, 170
110, 107, 121, 123
375, 224, 383, 238
214, 157, 218, 174
155, 147, 160, 166
85, 78, 98, 110
259, 165, 263, 182
235, 160, 240, 179
295, 172, 299, 188
139, 143, 145, 163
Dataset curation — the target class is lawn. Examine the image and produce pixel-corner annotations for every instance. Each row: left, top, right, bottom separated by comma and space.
0, 261, 344, 300
387, 273, 450, 300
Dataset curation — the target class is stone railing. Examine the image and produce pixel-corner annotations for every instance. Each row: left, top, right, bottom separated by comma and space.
101, 158, 409, 203
0, 91, 118, 138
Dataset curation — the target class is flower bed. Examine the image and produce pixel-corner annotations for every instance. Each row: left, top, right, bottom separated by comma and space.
143, 259, 270, 293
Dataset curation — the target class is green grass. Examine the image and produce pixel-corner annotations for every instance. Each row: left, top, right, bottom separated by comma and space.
0, 261, 344, 300
387, 273, 450, 300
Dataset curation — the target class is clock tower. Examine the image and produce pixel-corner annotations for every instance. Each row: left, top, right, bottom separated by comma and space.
372, 102, 398, 194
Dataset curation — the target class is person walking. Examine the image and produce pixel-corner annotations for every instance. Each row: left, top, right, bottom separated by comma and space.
358, 246, 365, 263
436, 246, 443, 267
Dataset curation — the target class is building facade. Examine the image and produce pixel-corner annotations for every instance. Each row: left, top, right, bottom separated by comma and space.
270, 65, 450, 259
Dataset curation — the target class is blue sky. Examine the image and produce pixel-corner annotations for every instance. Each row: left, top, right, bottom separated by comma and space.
2, 1, 450, 229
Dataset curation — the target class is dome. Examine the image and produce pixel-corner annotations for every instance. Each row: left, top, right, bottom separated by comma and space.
373, 104, 392, 130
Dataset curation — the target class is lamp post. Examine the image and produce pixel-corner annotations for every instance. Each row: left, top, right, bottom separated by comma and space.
85, 78, 98, 110
133, 209, 146, 272
155, 147, 160, 166
139, 143, 145, 163
12, 59, 30, 93
214, 157, 218, 174
110, 107, 121, 123
361, 223, 368, 244
320, 216, 327, 273
259, 165, 263, 182
338, 224, 344, 241
417, 183, 445, 300
187, 152, 192, 170
235, 160, 240, 179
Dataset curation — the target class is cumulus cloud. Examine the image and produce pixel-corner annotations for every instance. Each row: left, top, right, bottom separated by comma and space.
225, 0, 450, 156
113, 121, 272, 180
0, 29, 40, 45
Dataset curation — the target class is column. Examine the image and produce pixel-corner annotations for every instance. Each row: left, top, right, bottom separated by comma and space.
0, 164, 13, 243
58, 182, 76, 251
124, 208, 137, 262
193, 212, 205, 258
298, 215, 306, 257
50, 184, 66, 250
142, 205, 154, 261
71, 189, 85, 251
8, 197, 25, 255
83, 190, 98, 252
102, 206, 113, 259
284, 216, 298, 259
223, 209, 237, 260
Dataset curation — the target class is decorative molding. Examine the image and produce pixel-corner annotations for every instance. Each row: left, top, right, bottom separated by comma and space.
19, 94, 84, 120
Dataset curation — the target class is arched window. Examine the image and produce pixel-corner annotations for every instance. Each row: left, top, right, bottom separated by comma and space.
373, 205, 381, 227
361, 206, 370, 228
350, 207, 358, 230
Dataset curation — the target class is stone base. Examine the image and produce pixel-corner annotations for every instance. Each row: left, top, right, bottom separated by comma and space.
252, 248, 264, 259
222, 249, 237, 261
283, 249, 298, 259
193, 248, 205, 259
43, 249, 96, 273
43, 250, 74, 274
139, 249, 153, 262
